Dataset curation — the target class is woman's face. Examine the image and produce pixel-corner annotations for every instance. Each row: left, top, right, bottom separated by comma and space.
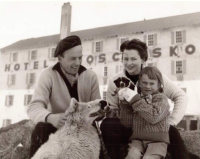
122, 49, 144, 75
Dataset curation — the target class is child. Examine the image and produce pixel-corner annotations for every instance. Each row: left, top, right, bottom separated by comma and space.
125, 66, 170, 159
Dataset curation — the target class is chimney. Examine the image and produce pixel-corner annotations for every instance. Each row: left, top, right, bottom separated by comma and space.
60, 2, 72, 40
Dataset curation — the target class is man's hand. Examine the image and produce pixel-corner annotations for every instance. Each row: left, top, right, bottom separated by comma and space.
47, 113, 68, 129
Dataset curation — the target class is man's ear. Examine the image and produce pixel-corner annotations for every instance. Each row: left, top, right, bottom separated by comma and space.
58, 55, 62, 62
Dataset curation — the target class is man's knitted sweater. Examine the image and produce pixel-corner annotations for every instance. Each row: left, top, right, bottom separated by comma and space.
27, 63, 101, 124
129, 93, 170, 143
106, 69, 188, 126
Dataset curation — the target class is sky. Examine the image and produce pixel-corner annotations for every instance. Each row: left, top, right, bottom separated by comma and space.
1, 1, 200, 49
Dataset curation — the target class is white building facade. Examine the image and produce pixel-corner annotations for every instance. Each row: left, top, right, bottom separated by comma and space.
0, 6, 200, 128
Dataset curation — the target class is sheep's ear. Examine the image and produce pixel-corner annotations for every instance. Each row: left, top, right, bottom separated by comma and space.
65, 98, 79, 114
70, 98, 79, 108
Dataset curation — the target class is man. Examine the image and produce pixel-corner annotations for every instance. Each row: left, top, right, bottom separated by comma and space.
27, 35, 101, 157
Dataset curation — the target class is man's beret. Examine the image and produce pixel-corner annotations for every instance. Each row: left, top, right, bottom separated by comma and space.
54, 35, 81, 57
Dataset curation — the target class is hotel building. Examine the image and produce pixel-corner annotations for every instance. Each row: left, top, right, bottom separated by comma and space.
0, 3, 200, 129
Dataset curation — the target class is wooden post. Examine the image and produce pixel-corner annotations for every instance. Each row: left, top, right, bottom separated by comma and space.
185, 116, 191, 131
197, 117, 200, 130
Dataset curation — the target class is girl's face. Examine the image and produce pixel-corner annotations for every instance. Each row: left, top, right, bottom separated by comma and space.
140, 74, 159, 96
122, 49, 143, 75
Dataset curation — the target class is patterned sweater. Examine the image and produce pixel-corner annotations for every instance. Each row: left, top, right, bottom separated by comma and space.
129, 93, 170, 143
106, 69, 188, 126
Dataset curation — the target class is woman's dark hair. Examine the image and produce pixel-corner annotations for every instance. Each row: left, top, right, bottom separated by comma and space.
138, 66, 164, 94
120, 39, 148, 62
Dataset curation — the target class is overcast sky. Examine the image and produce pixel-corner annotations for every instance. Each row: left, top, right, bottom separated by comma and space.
1, 1, 200, 49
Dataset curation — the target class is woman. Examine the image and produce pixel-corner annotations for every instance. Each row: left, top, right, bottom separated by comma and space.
100, 39, 189, 159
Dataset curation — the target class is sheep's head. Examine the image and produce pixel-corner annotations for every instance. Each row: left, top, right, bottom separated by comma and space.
64, 98, 108, 129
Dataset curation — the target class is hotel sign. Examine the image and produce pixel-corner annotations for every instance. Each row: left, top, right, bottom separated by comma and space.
4, 60, 48, 72
86, 44, 196, 64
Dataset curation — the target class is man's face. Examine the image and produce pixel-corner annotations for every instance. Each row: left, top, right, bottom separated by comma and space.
59, 45, 83, 75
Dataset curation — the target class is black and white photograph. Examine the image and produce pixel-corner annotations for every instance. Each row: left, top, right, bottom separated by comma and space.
0, 1, 200, 159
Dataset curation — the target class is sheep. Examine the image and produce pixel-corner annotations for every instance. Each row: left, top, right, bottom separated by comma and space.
31, 98, 104, 159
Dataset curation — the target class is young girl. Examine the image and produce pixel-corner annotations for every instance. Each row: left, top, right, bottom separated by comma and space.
125, 66, 170, 159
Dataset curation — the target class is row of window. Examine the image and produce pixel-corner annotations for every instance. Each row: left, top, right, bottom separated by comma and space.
4, 86, 187, 107
9, 30, 186, 62
5, 92, 106, 107
7, 73, 36, 86
5, 94, 32, 106
102, 60, 185, 76
10, 48, 56, 63
93, 30, 186, 53
7, 60, 186, 86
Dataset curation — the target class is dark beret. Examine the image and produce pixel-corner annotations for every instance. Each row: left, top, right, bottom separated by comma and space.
54, 35, 81, 57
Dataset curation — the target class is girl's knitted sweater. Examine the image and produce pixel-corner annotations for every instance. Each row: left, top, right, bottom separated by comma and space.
129, 92, 170, 143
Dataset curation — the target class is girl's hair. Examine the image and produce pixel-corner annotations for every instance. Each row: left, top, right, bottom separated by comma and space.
138, 66, 164, 94
120, 39, 148, 62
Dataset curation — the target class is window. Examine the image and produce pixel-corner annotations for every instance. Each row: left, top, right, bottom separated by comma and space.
49, 48, 56, 59
176, 60, 183, 74
95, 42, 101, 52
7, 74, 16, 86
148, 34, 154, 46
5, 95, 14, 106
30, 50, 37, 60
104, 66, 108, 76
27, 73, 36, 85
175, 31, 183, 44
12, 52, 18, 62
24, 95, 32, 106
2, 119, 12, 127
144, 34, 157, 46
117, 37, 129, 50
172, 30, 186, 45
93, 41, 103, 53
103, 91, 107, 100
171, 60, 186, 75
